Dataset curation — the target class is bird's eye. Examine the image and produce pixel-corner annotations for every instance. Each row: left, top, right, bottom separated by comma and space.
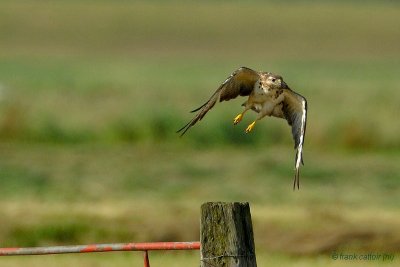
271, 78, 276, 82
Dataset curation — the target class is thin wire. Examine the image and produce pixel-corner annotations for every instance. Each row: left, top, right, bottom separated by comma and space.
200, 254, 255, 267
201, 253, 254, 260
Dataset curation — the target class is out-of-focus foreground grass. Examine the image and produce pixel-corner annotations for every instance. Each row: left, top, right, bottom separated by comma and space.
0, 1, 399, 266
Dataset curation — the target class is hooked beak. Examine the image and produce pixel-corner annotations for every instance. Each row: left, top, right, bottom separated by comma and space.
281, 81, 290, 89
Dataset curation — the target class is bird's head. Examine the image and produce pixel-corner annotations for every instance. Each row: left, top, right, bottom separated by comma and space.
264, 73, 290, 89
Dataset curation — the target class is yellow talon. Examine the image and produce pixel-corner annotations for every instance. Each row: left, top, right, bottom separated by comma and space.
233, 114, 243, 125
245, 121, 256, 133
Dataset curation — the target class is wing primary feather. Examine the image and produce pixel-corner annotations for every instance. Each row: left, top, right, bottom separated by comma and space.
293, 168, 300, 190
177, 94, 219, 136
190, 102, 207, 113
176, 120, 193, 136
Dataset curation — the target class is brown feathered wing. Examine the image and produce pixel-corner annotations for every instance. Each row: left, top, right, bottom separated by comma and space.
282, 89, 307, 190
177, 67, 260, 136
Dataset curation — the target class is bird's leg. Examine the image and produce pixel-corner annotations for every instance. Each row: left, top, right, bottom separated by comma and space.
245, 106, 271, 133
233, 106, 250, 125
233, 113, 244, 125
245, 120, 258, 133
246, 116, 266, 133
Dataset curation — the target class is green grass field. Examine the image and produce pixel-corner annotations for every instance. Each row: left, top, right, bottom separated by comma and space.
0, 1, 399, 266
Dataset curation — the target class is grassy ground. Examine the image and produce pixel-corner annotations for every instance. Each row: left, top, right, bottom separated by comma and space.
0, 1, 399, 266
1, 251, 399, 267
1, 144, 399, 265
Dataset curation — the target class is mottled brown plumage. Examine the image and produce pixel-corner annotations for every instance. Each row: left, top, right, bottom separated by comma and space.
177, 67, 307, 190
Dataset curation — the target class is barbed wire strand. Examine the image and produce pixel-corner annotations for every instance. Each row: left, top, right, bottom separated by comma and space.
200, 253, 255, 266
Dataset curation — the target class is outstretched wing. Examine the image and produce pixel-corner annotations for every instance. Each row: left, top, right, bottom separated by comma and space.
282, 89, 307, 190
177, 67, 260, 136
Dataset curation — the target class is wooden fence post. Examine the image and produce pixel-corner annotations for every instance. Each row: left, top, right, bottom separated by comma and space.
200, 202, 257, 267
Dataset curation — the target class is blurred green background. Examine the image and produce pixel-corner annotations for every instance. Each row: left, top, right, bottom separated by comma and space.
0, 1, 399, 266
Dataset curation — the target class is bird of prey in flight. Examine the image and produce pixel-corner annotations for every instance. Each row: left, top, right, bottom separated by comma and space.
177, 67, 307, 190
